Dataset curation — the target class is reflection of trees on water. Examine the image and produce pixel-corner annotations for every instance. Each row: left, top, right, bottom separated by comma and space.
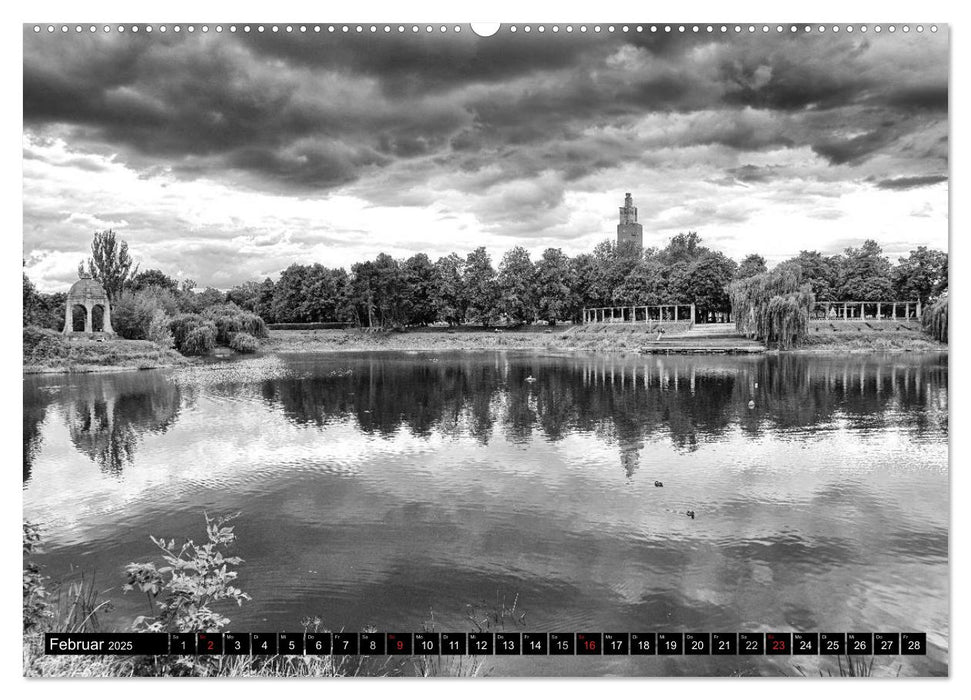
262, 353, 947, 477
64, 374, 185, 476
23, 395, 53, 484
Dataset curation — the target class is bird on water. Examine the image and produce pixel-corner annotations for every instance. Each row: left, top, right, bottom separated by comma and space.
686, 510, 695, 519
654, 481, 663, 487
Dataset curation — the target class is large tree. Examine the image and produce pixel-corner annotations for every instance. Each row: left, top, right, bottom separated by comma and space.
837, 240, 893, 301
131, 268, 178, 292
497, 246, 537, 324
676, 251, 738, 320
372, 253, 407, 328
272, 264, 312, 322
613, 258, 674, 306
535, 248, 576, 325
433, 254, 466, 326
787, 250, 839, 302
79, 229, 138, 302
736, 254, 767, 280
892, 246, 948, 303
569, 253, 598, 320
402, 253, 439, 326
301, 264, 345, 322
463, 247, 498, 325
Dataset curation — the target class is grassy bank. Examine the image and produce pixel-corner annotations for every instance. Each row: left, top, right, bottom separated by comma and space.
265, 326, 945, 356
23, 333, 188, 374
791, 329, 947, 353
266, 325, 692, 355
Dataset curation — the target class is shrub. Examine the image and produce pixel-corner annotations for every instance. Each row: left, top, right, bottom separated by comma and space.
147, 310, 174, 349
204, 304, 269, 344
229, 332, 259, 353
168, 313, 218, 355
181, 326, 216, 356
112, 287, 179, 340
23, 326, 68, 364
124, 513, 250, 633
23, 522, 51, 633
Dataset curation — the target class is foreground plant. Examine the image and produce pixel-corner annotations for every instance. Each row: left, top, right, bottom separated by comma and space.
124, 512, 251, 633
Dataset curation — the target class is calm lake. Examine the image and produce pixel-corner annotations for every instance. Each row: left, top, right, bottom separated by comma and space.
23, 351, 948, 676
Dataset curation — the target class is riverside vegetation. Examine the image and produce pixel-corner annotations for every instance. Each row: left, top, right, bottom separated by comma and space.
24, 513, 906, 678
23, 230, 948, 371
23, 514, 482, 678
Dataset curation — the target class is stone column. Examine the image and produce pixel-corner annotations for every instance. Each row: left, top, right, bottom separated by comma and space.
62, 303, 72, 334
85, 304, 93, 333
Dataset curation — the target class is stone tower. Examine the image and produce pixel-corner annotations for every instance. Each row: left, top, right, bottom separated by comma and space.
617, 193, 643, 249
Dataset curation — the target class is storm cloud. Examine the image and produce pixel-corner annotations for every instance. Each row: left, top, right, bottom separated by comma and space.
23, 24, 949, 290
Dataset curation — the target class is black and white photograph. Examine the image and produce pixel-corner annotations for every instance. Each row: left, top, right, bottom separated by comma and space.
21, 19, 949, 679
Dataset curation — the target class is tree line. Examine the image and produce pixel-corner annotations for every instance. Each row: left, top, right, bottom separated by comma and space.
23, 229, 947, 332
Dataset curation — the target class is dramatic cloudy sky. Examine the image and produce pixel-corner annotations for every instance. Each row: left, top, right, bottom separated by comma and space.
23, 25, 948, 292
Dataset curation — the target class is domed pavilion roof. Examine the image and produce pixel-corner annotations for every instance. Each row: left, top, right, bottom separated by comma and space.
67, 274, 109, 301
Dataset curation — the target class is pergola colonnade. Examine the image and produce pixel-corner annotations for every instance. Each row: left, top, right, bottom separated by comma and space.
582, 303, 695, 324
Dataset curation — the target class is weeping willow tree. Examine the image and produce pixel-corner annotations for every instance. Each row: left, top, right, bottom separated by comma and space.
922, 294, 948, 342
728, 264, 814, 349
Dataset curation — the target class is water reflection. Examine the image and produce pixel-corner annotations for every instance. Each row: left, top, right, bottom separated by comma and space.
258, 353, 947, 476
25, 373, 185, 481
22, 352, 948, 675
